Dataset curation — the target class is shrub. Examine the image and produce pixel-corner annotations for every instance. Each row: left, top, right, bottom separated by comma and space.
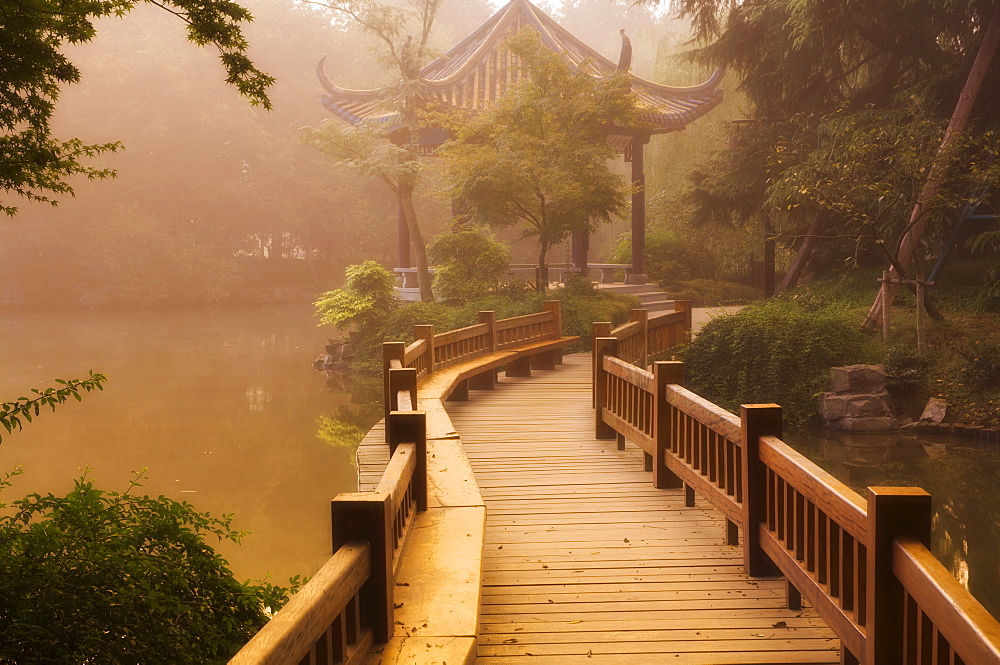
0, 471, 295, 665
314, 261, 397, 330
428, 229, 510, 303
684, 299, 870, 426
961, 340, 1000, 390
884, 344, 930, 394
665, 279, 762, 307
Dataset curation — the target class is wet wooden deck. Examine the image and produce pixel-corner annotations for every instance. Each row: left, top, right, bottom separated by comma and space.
444, 354, 839, 664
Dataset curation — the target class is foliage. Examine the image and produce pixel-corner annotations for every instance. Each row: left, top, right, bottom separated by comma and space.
960, 340, 1000, 391
427, 228, 510, 303
0, 470, 294, 664
767, 110, 1000, 266
545, 277, 637, 348
643, 0, 1000, 292
883, 344, 930, 395
612, 225, 720, 283
0, 372, 107, 445
440, 30, 638, 289
1, 0, 273, 216
314, 260, 398, 330
684, 299, 870, 426
666, 279, 761, 307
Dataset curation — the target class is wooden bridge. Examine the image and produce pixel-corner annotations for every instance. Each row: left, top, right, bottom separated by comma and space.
231, 302, 1000, 665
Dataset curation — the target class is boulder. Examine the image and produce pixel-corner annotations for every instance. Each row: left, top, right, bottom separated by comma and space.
919, 397, 948, 423
829, 365, 887, 394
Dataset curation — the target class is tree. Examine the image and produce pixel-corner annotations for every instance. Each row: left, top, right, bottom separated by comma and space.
300, 0, 445, 302
440, 30, 637, 292
0, 470, 295, 664
645, 0, 1000, 299
1, 0, 273, 216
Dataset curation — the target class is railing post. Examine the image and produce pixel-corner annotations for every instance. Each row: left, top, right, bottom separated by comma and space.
740, 404, 782, 577
594, 337, 618, 440
592, 322, 612, 407
413, 324, 435, 374
630, 308, 648, 368
386, 410, 428, 511
652, 361, 684, 490
675, 300, 693, 345
478, 310, 498, 353
544, 300, 563, 338
387, 367, 418, 412
331, 492, 393, 643
383, 342, 405, 420
865, 487, 932, 665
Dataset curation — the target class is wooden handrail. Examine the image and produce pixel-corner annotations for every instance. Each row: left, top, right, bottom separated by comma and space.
228, 542, 372, 665
893, 536, 1000, 664
593, 342, 1000, 664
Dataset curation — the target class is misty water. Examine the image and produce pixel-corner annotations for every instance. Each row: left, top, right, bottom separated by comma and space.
0, 304, 373, 585
784, 427, 1000, 618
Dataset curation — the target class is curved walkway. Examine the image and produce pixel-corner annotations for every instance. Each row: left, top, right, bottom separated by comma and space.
445, 354, 838, 664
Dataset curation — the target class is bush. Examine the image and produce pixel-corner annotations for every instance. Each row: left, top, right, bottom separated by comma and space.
884, 344, 930, 394
314, 261, 397, 330
961, 340, 1000, 390
0, 471, 294, 665
665, 279, 762, 307
427, 229, 510, 303
684, 299, 870, 426
546, 275, 637, 350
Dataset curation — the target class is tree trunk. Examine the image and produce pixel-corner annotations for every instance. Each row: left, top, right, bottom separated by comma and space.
537, 242, 549, 294
775, 214, 824, 295
398, 176, 433, 301
863, 5, 1000, 329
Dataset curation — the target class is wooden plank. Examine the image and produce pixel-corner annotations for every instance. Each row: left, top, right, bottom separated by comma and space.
440, 354, 839, 663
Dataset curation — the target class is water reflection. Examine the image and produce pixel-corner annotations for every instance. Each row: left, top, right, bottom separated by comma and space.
0, 305, 378, 585
786, 427, 1000, 617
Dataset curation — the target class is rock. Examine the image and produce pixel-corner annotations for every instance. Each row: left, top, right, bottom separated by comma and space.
919, 397, 948, 423
829, 365, 887, 394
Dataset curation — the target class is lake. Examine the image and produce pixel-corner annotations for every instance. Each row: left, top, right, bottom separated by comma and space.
0, 304, 372, 585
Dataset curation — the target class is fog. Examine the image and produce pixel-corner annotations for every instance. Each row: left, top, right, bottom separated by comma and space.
0, 0, 701, 309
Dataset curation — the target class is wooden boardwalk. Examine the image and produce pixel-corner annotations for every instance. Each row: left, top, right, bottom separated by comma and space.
445, 354, 839, 664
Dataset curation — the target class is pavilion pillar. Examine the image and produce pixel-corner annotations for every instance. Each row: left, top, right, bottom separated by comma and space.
397, 195, 411, 271
628, 135, 649, 284
571, 229, 589, 278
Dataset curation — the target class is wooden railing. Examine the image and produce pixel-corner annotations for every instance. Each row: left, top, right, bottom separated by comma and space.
593, 302, 691, 369
384, 301, 562, 383
230, 378, 427, 665
232, 301, 570, 664
592, 346, 1000, 664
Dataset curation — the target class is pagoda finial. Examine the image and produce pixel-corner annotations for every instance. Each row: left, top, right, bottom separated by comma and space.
616, 29, 632, 73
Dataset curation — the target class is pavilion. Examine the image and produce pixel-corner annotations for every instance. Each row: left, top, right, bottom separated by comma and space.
317, 0, 724, 283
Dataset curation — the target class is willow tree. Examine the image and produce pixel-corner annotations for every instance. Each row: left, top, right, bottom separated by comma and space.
440, 31, 638, 292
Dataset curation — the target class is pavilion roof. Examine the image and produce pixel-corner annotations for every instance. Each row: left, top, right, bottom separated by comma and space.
317, 0, 723, 137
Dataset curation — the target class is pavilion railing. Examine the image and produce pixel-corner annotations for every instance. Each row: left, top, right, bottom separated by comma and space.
593, 345, 1000, 664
